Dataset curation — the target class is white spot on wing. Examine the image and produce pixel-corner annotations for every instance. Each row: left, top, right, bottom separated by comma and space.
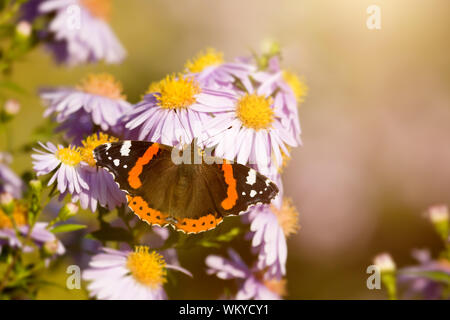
242, 192, 246, 195
250, 190, 257, 198
265, 179, 271, 186
113, 159, 120, 166
246, 169, 257, 185
105, 143, 111, 150
120, 141, 132, 156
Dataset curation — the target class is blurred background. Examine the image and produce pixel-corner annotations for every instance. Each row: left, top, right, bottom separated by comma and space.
3, 0, 450, 299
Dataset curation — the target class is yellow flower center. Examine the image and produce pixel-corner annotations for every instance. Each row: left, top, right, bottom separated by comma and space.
78, 73, 125, 100
236, 94, 274, 130
126, 246, 167, 289
185, 48, 224, 73
80, 133, 118, 167
56, 146, 82, 166
80, 0, 111, 20
282, 71, 308, 104
263, 278, 287, 297
271, 198, 300, 237
145, 81, 161, 95
153, 74, 201, 110
0, 203, 27, 229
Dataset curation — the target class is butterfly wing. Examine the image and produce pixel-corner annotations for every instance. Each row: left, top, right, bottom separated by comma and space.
200, 161, 279, 217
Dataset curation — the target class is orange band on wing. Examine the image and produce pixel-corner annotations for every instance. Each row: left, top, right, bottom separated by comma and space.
173, 214, 223, 234
220, 162, 238, 210
127, 195, 169, 226
128, 143, 159, 189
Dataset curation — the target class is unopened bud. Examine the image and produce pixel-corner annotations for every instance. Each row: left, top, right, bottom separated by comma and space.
59, 203, 79, 220
373, 252, 397, 299
4, 99, 20, 116
0, 192, 14, 214
29, 179, 42, 193
261, 39, 281, 57
427, 205, 449, 241
373, 253, 396, 272
16, 21, 32, 38
428, 205, 449, 223
0, 192, 13, 206
43, 239, 60, 256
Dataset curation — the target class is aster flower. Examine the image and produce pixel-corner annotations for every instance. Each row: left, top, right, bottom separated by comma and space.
0, 202, 65, 256
25, 0, 126, 65
398, 249, 450, 300
0, 153, 23, 198
202, 79, 298, 171
184, 48, 255, 88
32, 141, 88, 194
252, 56, 307, 145
41, 73, 132, 143
124, 74, 235, 147
206, 249, 285, 300
71, 133, 127, 212
244, 196, 299, 279
83, 246, 192, 300
32, 133, 127, 212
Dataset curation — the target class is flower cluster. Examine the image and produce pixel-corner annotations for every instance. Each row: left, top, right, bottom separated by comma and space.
32, 133, 127, 212
29, 44, 307, 299
22, 0, 126, 65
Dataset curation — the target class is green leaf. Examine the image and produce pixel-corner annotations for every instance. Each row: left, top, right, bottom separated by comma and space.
0, 80, 27, 94
51, 224, 87, 233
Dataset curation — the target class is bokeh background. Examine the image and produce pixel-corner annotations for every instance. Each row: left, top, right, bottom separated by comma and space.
3, 0, 450, 299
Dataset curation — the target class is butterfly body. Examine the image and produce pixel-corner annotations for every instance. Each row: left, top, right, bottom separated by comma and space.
94, 140, 278, 234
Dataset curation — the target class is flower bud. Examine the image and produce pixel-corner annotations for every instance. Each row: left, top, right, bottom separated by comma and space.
16, 21, 32, 38
43, 239, 60, 256
373, 252, 397, 299
3, 99, 20, 116
0, 192, 14, 214
261, 39, 281, 57
373, 253, 396, 272
29, 179, 42, 193
427, 205, 449, 241
58, 202, 79, 220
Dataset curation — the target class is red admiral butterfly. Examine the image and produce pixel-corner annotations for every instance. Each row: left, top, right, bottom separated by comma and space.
93, 140, 278, 234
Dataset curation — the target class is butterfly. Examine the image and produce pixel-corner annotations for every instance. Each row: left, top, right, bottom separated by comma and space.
93, 140, 279, 234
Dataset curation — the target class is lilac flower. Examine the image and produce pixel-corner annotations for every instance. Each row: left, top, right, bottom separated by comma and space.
202, 77, 298, 171
32, 133, 127, 212
70, 165, 126, 212
0, 153, 23, 198
206, 249, 284, 300
41, 73, 132, 143
398, 249, 450, 299
252, 57, 307, 145
0, 203, 65, 257
83, 246, 192, 300
241, 171, 299, 279
184, 48, 255, 88
124, 74, 235, 147
25, 0, 126, 65
75, 133, 126, 211
32, 142, 88, 194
